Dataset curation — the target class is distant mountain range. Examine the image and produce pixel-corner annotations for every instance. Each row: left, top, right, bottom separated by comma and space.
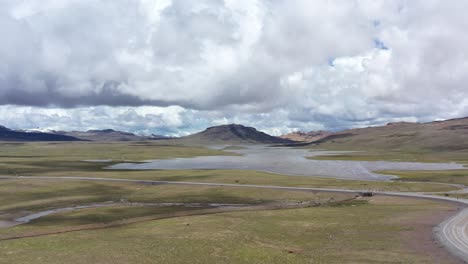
1, 117, 468, 149
0, 125, 81, 142
0, 124, 292, 144
56, 129, 168, 142
0, 126, 169, 142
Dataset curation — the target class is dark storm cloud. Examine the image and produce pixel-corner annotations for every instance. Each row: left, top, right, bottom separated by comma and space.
0, 79, 187, 108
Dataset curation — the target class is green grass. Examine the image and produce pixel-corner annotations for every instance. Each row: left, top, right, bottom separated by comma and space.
437, 193, 468, 199
308, 149, 468, 164
29, 169, 459, 192
376, 170, 468, 186
0, 205, 209, 239
0, 179, 350, 217
0, 196, 456, 264
0, 141, 236, 162
26, 206, 200, 226
0, 179, 352, 240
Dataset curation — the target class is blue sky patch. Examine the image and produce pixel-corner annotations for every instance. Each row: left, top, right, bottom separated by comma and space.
374, 38, 389, 50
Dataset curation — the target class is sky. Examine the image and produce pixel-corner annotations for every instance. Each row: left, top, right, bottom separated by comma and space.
1, 0, 468, 136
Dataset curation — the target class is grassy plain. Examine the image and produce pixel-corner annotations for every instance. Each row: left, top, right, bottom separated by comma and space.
308, 149, 468, 164
0, 196, 459, 264
376, 170, 468, 186
0, 142, 458, 193
0, 142, 465, 263
0, 179, 348, 216
0, 178, 351, 241
0, 141, 235, 161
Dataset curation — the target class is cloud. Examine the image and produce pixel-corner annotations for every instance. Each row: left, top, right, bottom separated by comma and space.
0, 105, 188, 136
0, 0, 376, 109
1, 0, 468, 133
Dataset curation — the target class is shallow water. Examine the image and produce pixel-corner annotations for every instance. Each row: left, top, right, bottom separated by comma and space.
11, 202, 247, 226
15, 204, 114, 223
108, 146, 464, 181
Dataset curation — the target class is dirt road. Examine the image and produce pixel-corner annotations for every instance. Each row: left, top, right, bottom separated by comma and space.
436, 207, 468, 261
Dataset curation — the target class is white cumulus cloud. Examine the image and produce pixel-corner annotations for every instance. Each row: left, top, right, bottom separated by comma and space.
0, 0, 467, 134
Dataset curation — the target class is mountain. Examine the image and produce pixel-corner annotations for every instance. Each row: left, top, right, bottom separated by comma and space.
280, 130, 332, 142
179, 124, 294, 144
57, 129, 169, 142
0, 125, 81, 142
305, 117, 468, 152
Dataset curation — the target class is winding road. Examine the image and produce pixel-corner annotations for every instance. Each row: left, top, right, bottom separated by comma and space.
438, 207, 468, 261
1, 175, 467, 262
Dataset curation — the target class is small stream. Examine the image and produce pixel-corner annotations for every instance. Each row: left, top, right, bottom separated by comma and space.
1, 202, 248, 228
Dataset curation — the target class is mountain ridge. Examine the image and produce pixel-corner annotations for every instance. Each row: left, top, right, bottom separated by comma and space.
304, 117, 468, 151
0, 126, 81, 142
57, 129, 168, 142
179, 124, 293, 144
2, 116, 468, 146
